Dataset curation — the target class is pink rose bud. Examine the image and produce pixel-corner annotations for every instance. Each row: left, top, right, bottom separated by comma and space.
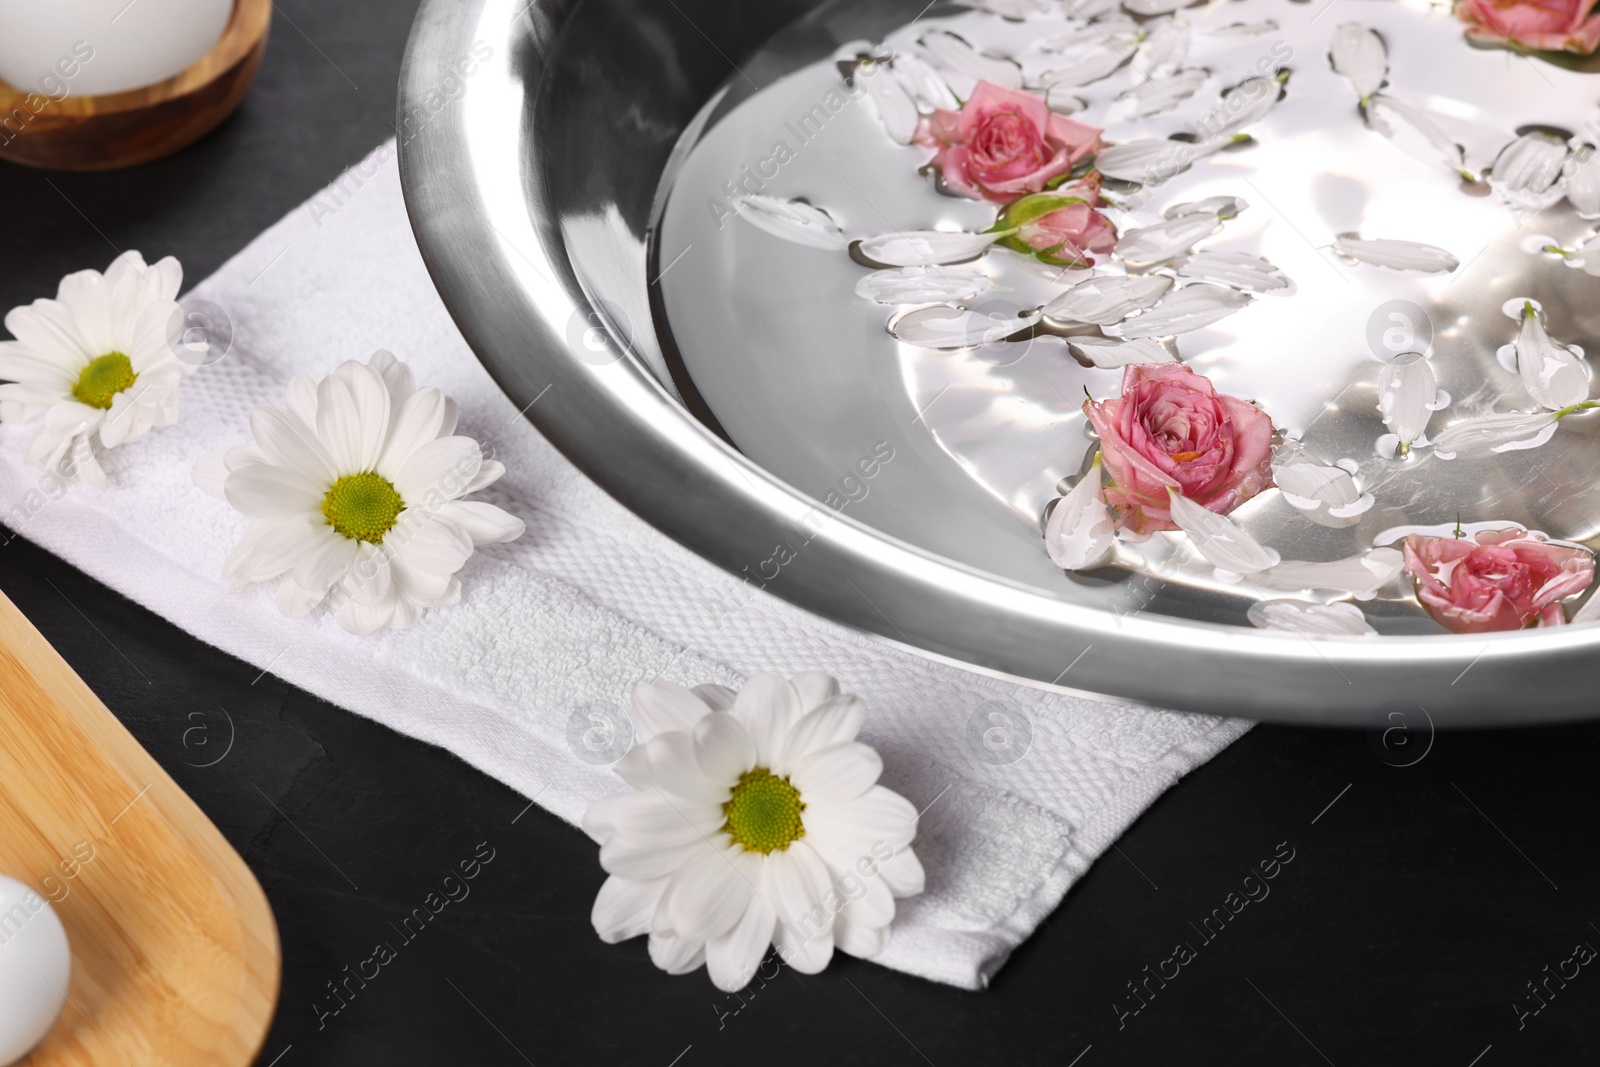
1083, 364, 1275, 536
919, 81, 1102, 203
1401, 528, 1595, 633
1455, 0, 1600, 54
994, 177, 1118, 268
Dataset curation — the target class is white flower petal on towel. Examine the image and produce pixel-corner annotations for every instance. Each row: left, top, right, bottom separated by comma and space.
1044, 457, 1116, 570
855, 230, 1001, 267
737, 196, 848, 250
1430, 409, 1563, 459
854, 266, 995, 305
920, 31, 1023, 89
1254, 548, 1405, 598
1174, 251, 1288, 291
1375, 352, 1435, 455
1333, 236, 1459, 273
1065, 335, 1177, 367
1115, 212, 1223, 267
1167, 490, 1279, 575
1329, 23, 1387, 102
1248, 600, 1377, 636
1113, 284, 1252, 339
1043, 274, 1174, 325
889, 305, 1042, 349
1514, 301, 1590, 410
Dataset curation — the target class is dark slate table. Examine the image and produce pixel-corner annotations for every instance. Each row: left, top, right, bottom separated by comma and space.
2, 3, 1598, 1063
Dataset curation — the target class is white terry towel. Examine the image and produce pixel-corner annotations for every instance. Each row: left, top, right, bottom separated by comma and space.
0, 142, 1249, 990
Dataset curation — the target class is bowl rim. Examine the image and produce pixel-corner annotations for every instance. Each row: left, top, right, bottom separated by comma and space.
397, 0, 1600, 726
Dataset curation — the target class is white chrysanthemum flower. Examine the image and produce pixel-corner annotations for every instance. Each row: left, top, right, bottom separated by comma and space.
585, 673, 924, 992
0, 251, 190, 488
194, 351, 524, 635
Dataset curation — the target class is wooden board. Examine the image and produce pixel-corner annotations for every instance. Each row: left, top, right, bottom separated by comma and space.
0, 0, 271, 171
0, 588, 279, 1065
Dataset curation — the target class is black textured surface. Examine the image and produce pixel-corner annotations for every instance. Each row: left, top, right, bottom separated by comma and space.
2, 2, 1600, 1064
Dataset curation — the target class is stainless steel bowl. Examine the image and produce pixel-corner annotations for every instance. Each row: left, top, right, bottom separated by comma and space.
398, 0, 1600, 725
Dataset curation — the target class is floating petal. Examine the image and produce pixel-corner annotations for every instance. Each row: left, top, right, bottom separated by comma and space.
966, 0, 1051, 15
855, 230, 1001, 267
1564, 147, 1600, 218
1207, 19, 1279, 36
889, 305, 1041, 349
855, 266, 995, 305
892, 54, 960, 112
1044, 458, 1116, 570
1368, 95, 1468, 177
1254, 548, 1405, 598
1334, 236, 1459, 273
1248, 600, 1376, 636
860, 65, 919, 144
1329, 23, 1386, 102
1164, 195, 1247, 220
1174, 251, 1288, 291
1431, 410, 1562, 459
1114, 212, 1222, 266
1210, 76, 1283, 137
737, 196, 848, 250
1123, 0, 1196, 15
1043, 274, 1173, 325
1514, 303, 1589, 410
1492, 132, 1568, 196
1065, 335, 1176, 367
1095, 136, 1230, 183
1167, 490, 1279, 574
1116, 68, 1208, 117
1114, 284, 1252, 338
1376, 352, 1435, 453
1273, 454, 1371, 529
1135, 19, 1191, 79
920, 31, 1023, 89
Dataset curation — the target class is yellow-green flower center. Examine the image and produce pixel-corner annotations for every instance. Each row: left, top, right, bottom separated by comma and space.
72, 352, 137, 410
321, 472, 404, 544
722, 768, 805, 854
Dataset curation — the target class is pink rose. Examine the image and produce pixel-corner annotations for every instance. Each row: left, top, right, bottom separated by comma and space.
1084, 364, 1274, 535
1402, 528, 1595, 633
995, 176, 1117, 267
919, 81, 1102, 203
1456, 0, 1600, 53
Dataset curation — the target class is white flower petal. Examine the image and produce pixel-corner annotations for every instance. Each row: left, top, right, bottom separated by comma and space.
1254, 548, 1404, 597
694, 712, 757, 783
1094, 137, 1218, 183
1174, 251, 1288, 291
1044, 274, 1172, 325
876, 846, 925, 898
602, 790, 724, 849
633, 682, 713, 742
1376, 353, 1435, 450
646, 732, 734, 804
1134, 18, 1191, 79
769, 842, 836, 974
890, 53, 958, 111
1515, 304, 1589, 410
805, 785, 918, 851
834, 912, 891, 958
392, 435, 481, 504
591, 875, 665, 944
1044, 459, 1116, 569
692, 683, 738, 713
223, 462, 326, 518
600, 836, 703, 882
1167, 490, 1278, 574
1368, 95, 1467, 175
707, 890, 776, 992
737, 195, 848, 251
856, 230, 1000, 267
854, 266, 995, 305
1123, 0, 1194, 15
731, 673, 803, 768
1334, 236, 1458, 273
788, 672, 840, 714
1034, 38, 1139, 88
647, 932, 706, 976
667, 843, 760, 942
1272, 460, 1370, 529
249, 403, 338, 484
1565, 147, 1600, 218
1117, 69, 1206, 117
1114, 284, 1252, 338
919, 30, 1023, 89
379, 385, 453, 477
1431, 410, 1562, 459
1329, 23, 1386, 101
860, 63, 919, 144
192, 449, 231, 498
434, 501, 523, 545
1493, 132, 1568, 196
1164, 195, 1248, 220
792, 742, 882, 806
889, 305, 1040, 350
4, 301, 91, 369
777, 694, 866, 773
1064, 335, 1176, 367
1248, 600, 1376, 636
1114, 212, 1222, 266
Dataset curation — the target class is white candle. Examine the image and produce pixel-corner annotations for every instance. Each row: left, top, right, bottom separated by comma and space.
0, 0, 232, 98
0, 875, 69, 1066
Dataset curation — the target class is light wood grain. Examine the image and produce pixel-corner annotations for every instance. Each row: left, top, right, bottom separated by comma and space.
0, 0, 271, 171
0, 587, 279, 1065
